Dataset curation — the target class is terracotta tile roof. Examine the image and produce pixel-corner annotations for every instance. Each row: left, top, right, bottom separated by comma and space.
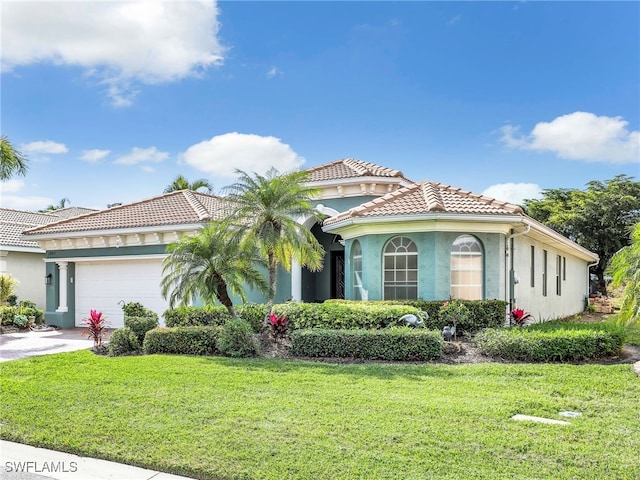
22, 190, 231, 236
305, 158, 410, 182
324, 181, 524, 225
49, 206, 98, 220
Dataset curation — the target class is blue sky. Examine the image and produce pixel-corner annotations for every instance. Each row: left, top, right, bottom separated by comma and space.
1, 0, 638, 212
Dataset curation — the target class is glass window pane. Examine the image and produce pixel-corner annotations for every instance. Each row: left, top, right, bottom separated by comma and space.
450, 235, 483, 300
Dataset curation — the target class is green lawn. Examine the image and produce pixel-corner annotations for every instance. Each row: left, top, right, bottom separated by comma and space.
1, 352, 639, 480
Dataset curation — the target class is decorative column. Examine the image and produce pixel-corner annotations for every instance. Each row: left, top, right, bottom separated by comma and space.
55, 261, 69, 312
291, 260, 302, 301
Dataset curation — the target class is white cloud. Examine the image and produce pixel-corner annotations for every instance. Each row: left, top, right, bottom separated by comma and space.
21, 140, 68, 154
267, 66, 283, 79
2, 1, 225, 107
0, 179, 52, 210
140, 165, 156, 173
447, 15, 461, 27
81, 149, 110, 163
482, 183, 542, 206
181, 132, 305, 180
114, 147, 169, 165
498, 112, 640, 164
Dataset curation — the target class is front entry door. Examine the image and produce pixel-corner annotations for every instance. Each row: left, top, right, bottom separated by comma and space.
331, 251, 345, 299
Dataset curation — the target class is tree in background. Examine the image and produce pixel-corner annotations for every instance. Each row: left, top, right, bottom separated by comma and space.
40, 198, 70, 212
0, 136, 28, 180
524, 175, 640, 295
224, 168, 325, 326
607, 223, 640, 325
160, 220, 268, 318
164, 174, 213, 193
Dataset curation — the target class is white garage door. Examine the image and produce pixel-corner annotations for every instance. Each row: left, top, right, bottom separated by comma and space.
75, 258, 169, 328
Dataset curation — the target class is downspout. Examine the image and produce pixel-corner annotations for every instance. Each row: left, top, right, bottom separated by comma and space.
586, 259, 599, 309
506, 221, 531, 313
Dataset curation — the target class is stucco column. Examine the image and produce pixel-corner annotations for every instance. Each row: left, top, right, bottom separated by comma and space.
291, 260, 302, 301
55, 261, 69, 313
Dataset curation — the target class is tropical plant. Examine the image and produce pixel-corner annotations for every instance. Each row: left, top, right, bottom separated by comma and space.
81, 309, 109, 347
0, 135, 28, 180
510, 308, 534, 327
0, 274, 19, 305
268, 312, 289, 341
607, 223, 640, 325
164, 174, 213, 193
161, 220, 268, 317
223, 168, 325, 326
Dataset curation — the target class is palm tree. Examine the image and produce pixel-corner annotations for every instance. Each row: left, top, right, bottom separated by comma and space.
224, 168, 325, 326
40, 198, 70, 212
160, 220, 268, 317
607, 223, 640, 325
164, 174, 213, 193
0, 136, 29, 180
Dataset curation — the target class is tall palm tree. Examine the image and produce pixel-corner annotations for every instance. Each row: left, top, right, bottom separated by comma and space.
0, 136, 29, 180
160, 220, 268, 317
607, 223, 640, 325
224, 168, 325, 325
164, 174, 213, 193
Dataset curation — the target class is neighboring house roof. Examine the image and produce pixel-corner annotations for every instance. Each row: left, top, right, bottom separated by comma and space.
48, 207, 98, 220
305, 158, 410, 182
323, 181, 524, 226
0, 209, 60, 250
23, 190, 232, 237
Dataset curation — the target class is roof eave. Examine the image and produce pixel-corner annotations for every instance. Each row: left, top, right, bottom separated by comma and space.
21, 223, 206, 241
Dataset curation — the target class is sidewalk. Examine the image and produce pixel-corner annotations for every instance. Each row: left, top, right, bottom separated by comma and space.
0, 441, 197, 480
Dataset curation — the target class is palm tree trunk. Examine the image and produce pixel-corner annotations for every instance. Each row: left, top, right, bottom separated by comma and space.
214, 274, 237, 318
263, 253, 278, 328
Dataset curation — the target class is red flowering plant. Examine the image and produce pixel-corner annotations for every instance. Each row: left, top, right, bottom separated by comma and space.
268, 313, 289, 342
82, 309, 109, 347
510, 308, 534, 327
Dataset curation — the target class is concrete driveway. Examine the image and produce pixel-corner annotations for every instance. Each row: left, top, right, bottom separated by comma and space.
0, 328, 96, 362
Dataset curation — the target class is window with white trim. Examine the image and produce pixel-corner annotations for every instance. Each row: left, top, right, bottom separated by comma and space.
542, 249, 548, 296
352, 240, 363, 301
383, 237, 418, 300
450, 235, 483, 300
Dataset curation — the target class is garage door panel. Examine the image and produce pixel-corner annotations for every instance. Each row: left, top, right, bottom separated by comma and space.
75, 259, 168, 328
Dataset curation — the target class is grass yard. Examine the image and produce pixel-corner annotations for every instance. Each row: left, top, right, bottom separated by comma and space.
1, 351, 639, 480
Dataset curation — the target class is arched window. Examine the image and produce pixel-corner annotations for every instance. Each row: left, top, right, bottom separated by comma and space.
351, 240, 363, 300
450, 235, 483, 300
383, 236, 418, 300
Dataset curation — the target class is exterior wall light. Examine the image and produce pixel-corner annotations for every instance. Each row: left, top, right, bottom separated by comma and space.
45, 273, 52, 285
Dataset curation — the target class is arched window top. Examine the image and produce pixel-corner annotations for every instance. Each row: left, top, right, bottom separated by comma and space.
452, 235, 483, 253
384, 236, 417, 254
352, 239, 362, 257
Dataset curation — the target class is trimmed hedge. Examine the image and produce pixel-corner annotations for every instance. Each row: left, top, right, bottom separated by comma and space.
273, 302, 421, 330
108, 327, 141, 357
473, 322, 627, 362
290, 328, 443, 361
216, 319, 259, 358
124, 316, 159, 344
143, 326, 220, 356
325, 299, 508, 335
163, 304, 266, 332
0, 306, 18, 326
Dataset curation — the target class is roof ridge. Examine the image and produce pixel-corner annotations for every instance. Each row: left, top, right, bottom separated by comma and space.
342, 158, 370, 175
420, 181, 445, 212
183, 190, 212, 221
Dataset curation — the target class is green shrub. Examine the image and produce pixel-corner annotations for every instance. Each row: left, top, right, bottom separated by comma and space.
0, 306, 18, 326
290, 328, 443, 361
474, 323, 627, 362
18, 305, 44, 325
121, 301, 157, 318
164, 305, 231, 327
13, 314, 30, 328
108, 327, 141, 356
273, 302, 421, 330
124, 316, 159, 344
237, 303, 268, 332
143, 326, 220, 356
216, 319, 259, 358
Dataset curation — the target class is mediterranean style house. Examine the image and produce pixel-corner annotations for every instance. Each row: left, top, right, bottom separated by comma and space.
1, 207, 96, 309
22, 159, 598, 328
